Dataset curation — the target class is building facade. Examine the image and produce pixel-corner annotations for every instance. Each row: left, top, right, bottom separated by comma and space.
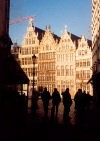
76, 36, 92, 94
92, 0, 100, 103
55, 26, 76, 98
92, 0, 100, 73
38, 26, 59, 94
18, 18, 39, 94
12, 19, 92, 97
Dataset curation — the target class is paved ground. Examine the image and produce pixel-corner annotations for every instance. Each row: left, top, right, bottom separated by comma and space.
26, 98, 100, 141
28, 98, 76, 124
1, 97, 100, 141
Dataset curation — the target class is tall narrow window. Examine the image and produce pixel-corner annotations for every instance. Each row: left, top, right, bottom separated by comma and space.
61, 66, 64, 76
65, 65, 69, 76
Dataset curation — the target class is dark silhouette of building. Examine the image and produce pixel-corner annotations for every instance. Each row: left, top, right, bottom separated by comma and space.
0, 0, 29, 93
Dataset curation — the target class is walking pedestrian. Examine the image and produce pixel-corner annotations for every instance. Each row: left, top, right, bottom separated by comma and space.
62, 88, 72, 119
74, 89, 84, 123
41, 87, 51, 117
51, 88, 61, 119
32, 89, 39, 117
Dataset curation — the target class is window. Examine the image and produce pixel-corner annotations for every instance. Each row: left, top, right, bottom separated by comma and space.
61, 66, 64, 76
78, 51, 81, 55
46, 44, 49, 50
82, 70, 84, 79
72, 53, 74, 61
65, 65, 69, 76
80, 71, 82, 79
83, 61, 86, 67
66, 54, 68, 61
57, 67, 60, 76
29, 32, 32, 37
76, 71, 79, 79
87, 70, 90, 79
52, 63, 55, 70
80, 61, 82, 67
76, 61, 79, 67
85, 50, 87, 54
87, 61, 90, 66
66, 81, 69, 88
22, 58, 24, 65
32, 39, 35, 44
70, 65, 73, 76
29, 39, 31, 44
25, 39, 28, 45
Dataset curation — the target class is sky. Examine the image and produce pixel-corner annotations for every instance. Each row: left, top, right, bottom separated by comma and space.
9, 0, 92, 45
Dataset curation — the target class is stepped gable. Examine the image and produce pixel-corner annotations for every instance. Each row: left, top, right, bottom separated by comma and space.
34, 26, 91, 47
68, 33, 92, 48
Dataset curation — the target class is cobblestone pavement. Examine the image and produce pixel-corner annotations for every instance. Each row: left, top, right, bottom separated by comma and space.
1, 94, 100, 141
26, 98, 100, 141
1, 97, 99, 141
28, 98, 76, 124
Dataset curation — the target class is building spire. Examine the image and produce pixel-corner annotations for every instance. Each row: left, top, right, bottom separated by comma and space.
46, 25, 51, 32
64, 25, 68, 32
29, 17, 33, 27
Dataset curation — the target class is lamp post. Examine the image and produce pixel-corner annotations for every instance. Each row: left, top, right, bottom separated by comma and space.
32, 54, 36, 95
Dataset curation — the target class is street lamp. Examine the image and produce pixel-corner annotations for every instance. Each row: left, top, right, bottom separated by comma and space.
32, 54, 36, 94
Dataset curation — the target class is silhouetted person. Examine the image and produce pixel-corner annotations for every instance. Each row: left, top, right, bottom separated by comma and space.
51, 88, 61, 119
74, 89, 84, 111
32, 89, 39, 117
85, 91, 93, 111
62, 88, 72, 119
82, 90, 92, 111
83, 90, 87, 96
41, 87, 51, 117
74, 89, 84, 123
82, 90, 87, 110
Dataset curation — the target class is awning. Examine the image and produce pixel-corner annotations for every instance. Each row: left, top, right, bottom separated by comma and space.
0, 54, 29, 84
87, 72, 100, 86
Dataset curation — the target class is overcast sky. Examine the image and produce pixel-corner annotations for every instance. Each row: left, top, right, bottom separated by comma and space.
9, 0, 92, 45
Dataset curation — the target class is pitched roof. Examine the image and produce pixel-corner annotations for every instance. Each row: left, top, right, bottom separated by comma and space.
87, 39, 92, 47
35, 27, 45, 41
34, 26, 60, 42
68, 32, 80, 42
33, 26, 92, 47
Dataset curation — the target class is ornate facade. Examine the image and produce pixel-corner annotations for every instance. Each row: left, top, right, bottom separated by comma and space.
56, 26, 76, 98
12, 19, 92, 97
76, 36, 92, 94
18, 18, 39, 94
38, 26, 59, 94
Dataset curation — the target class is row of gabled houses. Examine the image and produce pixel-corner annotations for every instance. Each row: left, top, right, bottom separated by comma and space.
12, 18, 92, 98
